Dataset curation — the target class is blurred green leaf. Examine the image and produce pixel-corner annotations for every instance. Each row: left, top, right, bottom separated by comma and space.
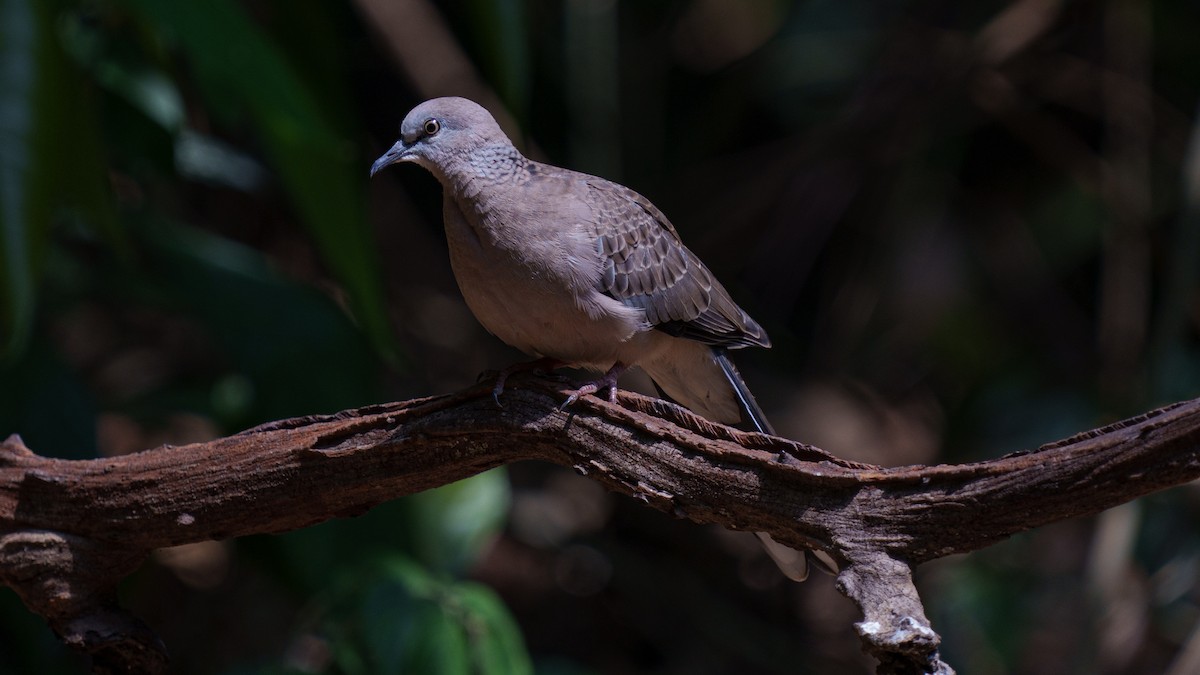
316, 557, 529, 675
59, 11, 185, 134
118, 0, 398, 363
0, 0, 48, 359
143, 220, 380, 425
258, 469, 509, 615
455, 583, 533, 675
410, 468, 512, 574
0, 0, 119, 360
400, 604, 472, 675
465, 0, 530, 118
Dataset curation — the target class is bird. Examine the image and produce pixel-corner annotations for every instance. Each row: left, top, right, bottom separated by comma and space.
371, 97, 808, 580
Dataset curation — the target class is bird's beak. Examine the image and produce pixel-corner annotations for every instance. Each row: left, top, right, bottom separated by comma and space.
369, 140, 411, 177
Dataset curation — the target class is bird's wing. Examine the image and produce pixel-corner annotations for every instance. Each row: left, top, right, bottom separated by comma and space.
580, 177, 769, 349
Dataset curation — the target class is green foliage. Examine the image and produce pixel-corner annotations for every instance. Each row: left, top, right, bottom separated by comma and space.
309, 557, 532, 675
1, 0, 518, 670
0, 0, 119, 360
463, 0, 530, 119
408, 469, 513, 575
141, 220, 380, 424
2, 0, 1199, 671
263, 470, 510, 595
116, 0, 395, 361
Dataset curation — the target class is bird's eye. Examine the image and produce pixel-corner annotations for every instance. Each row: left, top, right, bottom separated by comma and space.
423, 118, 441, 136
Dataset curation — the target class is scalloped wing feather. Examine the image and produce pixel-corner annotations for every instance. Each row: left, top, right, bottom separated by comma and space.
580, 177, 769, 349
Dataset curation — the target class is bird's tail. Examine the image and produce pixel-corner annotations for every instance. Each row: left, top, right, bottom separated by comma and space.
712, 350, 810, 581
639, 341, 772, 432
713, 348, 774, 435
642, 342, 811, 582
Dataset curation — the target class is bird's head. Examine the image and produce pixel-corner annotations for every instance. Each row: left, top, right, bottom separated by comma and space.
369, 97, 511, 179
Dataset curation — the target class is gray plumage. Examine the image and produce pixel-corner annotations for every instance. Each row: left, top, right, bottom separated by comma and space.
372, 97, 805, 580
370, 96, 771, 426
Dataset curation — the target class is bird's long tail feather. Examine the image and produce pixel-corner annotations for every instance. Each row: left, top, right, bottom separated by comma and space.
713, 348, 774, 436
711, 349, 812, 582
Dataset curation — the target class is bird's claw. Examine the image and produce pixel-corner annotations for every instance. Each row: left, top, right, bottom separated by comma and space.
491, 371, 513, 409
488, 358, 562, 409
559, 384, 599, 411
559, 366, 623, 410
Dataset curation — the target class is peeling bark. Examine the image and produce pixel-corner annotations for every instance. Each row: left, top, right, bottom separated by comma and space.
3, 377, 1199, 673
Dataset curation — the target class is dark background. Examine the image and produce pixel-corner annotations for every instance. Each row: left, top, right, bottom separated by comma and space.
2, 0, 1199, 673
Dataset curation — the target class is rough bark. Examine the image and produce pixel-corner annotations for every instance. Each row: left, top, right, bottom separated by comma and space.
3, 376, 1199, 674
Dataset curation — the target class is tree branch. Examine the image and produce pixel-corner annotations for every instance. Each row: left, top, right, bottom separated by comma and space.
3, 376, 1199, 674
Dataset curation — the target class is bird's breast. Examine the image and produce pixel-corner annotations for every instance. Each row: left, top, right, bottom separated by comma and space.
441, 194, 651, 367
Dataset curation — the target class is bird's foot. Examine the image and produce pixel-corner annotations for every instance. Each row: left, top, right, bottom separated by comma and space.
561, 363, 629, 410
490, 358, 562, 406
